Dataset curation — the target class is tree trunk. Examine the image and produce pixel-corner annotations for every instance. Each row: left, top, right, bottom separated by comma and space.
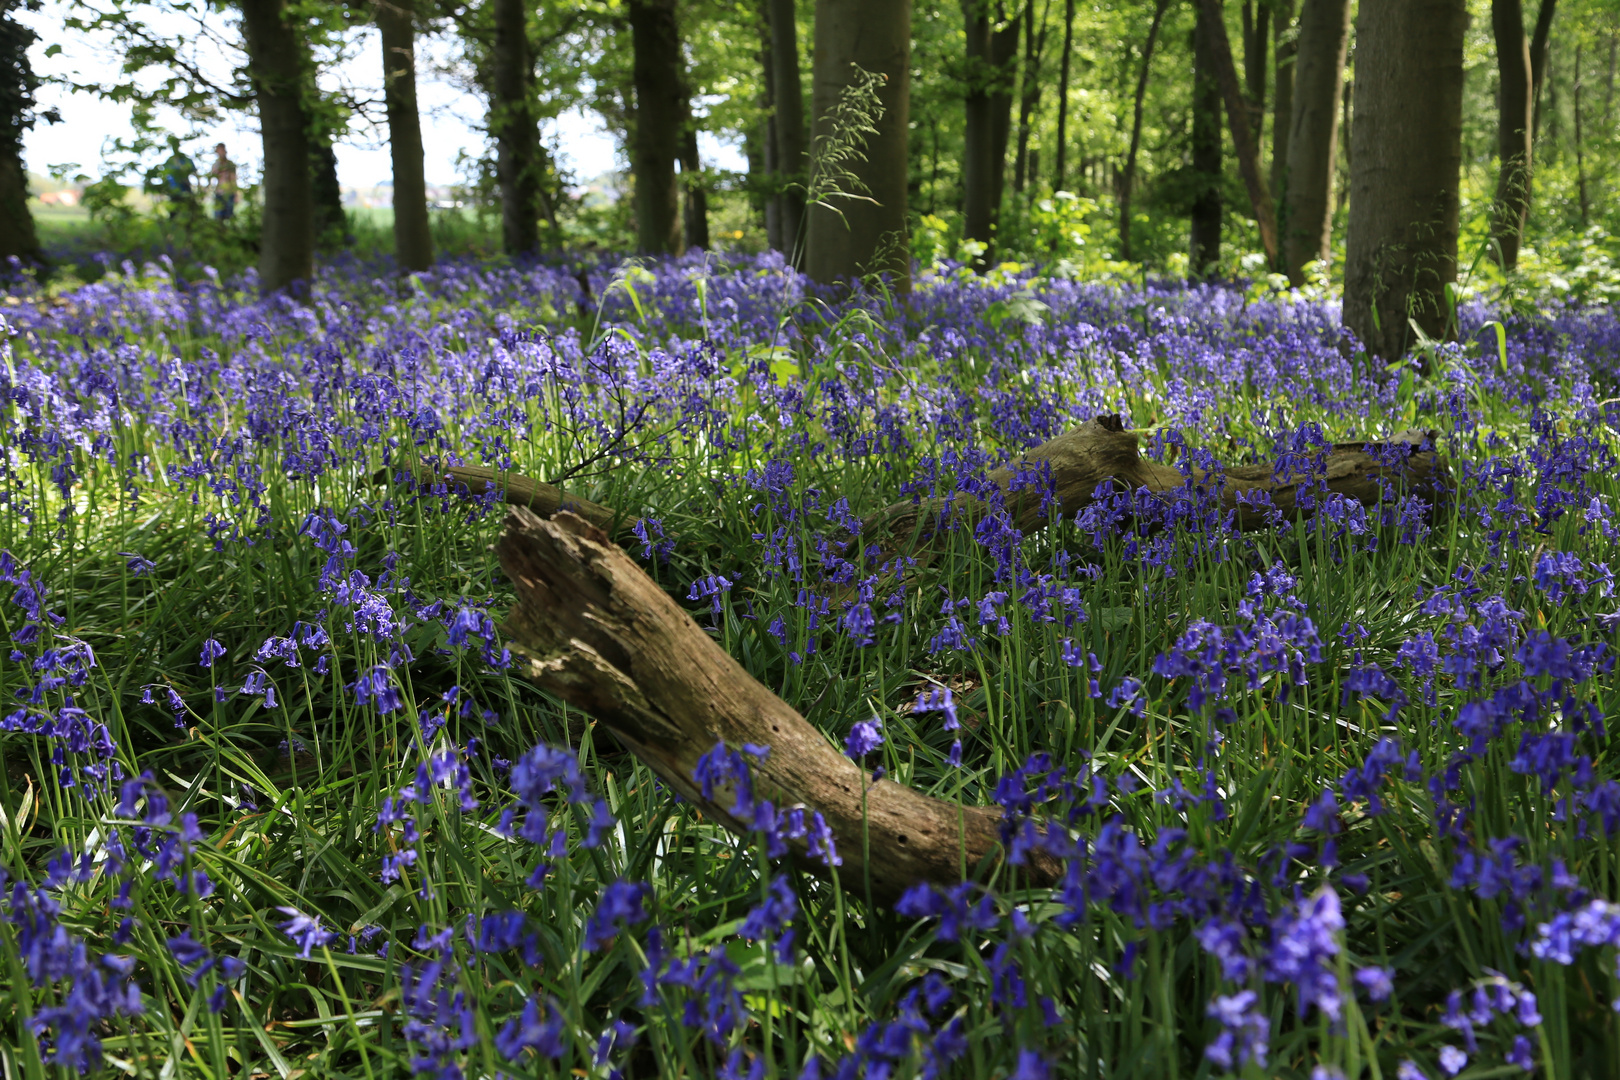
1529, 0, 1556, 138
240, 0, 315, 294
1606, 32, 1616, 126
803, 0, 912, 293
491, 0, 540, 257
1190, 6, 1224, 275
767, 0, 808, 260
1118, 0, 1172, 263
1281, 0, 1350, 284
1053, 0, 1074, 189
496, 509, 1056, 905
988, 8, 1019, 231
680, 120, 710, 251
1013, 0, 1048, 195
0, 148, 41, 270
378, 0, 433, 272
1269, 0, 1295, 215
309, 131, 347, 245
962, 0, 1018, 261
1490, 0, 1534, 270
630, 0, 684, 255
401, 459, 639, 537
758, 9, 784, 252
1195, 0, 1278, 267
857, 415, 1449, 562
1240, 0, 1269, 151
1343, 0, 1467, 360
486, 420, 1445, 904
1574, 42, 1588, 227
1335, 74, 1350, 215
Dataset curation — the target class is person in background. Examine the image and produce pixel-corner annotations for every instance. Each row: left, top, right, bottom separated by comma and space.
210, 144, 238, 221
160, 136, 196, 216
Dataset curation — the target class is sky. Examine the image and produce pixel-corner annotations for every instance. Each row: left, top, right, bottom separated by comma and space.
20, 0, 744, 191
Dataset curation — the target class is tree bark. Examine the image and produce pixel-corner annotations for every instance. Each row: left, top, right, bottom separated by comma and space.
804, 0, 912, 293
988, 9, 1018, 226
0, 5, 44, 271
1343, 0, 1467, 360
477, 417, 1444, 901
856, 415, 1448, 562
1528, 0, 1556, 138
630, 0, 684, 255
1013, 0, 1048, 195
1490, 0, 1534, 270
378, 0, 433, 272
1574, 42, 1587, 227
491, 0, 540, 257
1118, 0, 1172, 263
1190, 5, 1224, 276
962, 0, 1019, 262
767, 0, 808, 260
758, 8, 784, 252
399, 459, 638, 537
309, 130, 347, 245
1240, 0, 1269, 152
1269, 0, 1295, 217
496, 509, 1053, 905
680, 119, 710, 251
1281, 0, 1350, 284
1195, 0, 1279, 267
240, 0, 315, 294
0, 149, 41, 270
1053, 0, 1074, 189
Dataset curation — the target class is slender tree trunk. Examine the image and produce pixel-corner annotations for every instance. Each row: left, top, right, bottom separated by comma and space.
309, 130, 346, 245
629, 0, 684, 255
988, 7, 1019, 230
1240, 0, 1269, 151
0, 6, 43, 269
767, 0, 808, 260
1118, 0, 1171, 263
1013, 0, 1048, 194
1270, 0, 1295, 216
1575, 42, 1588, 227
0, 149, 41, 270
377, 0, 432, 272
962, 0, 998, 258
1281, 0, 1350, 283
240, 0, 314, 294
1196, 0, 1279, 267
804, 0, 912, 292
491, 0, 540, 257
1606, 32, 1616, 125
1343, 0, 1467, 360
1053, 0, 1074, 189
1490, 0, 1534, 270
680, 119, 710, 250
1529, 0, 1557, 139
1335, 75, 1350, 214
758, 7, 784, 251
1190, 8, 1223, 276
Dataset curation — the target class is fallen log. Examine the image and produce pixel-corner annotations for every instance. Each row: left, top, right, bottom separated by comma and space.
398, 459, 636, 536
857, 415, 1448, 557
496, 508, 1061, 904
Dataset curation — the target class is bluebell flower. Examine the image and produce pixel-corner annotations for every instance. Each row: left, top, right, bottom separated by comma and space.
844, 717, 884, 760
277, 908, 335, 958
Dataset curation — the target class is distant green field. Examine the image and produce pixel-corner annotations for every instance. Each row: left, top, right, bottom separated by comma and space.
27, 203, 92, 225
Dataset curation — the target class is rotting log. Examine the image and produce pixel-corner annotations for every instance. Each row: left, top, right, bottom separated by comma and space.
399, 460, 636, 537
856, 415, 1448, 558
495, 508, 1061, 904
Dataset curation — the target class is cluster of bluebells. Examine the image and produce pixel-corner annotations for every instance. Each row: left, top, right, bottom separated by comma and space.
5, 254, 1620, 1078
2, 868, 145, 1072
